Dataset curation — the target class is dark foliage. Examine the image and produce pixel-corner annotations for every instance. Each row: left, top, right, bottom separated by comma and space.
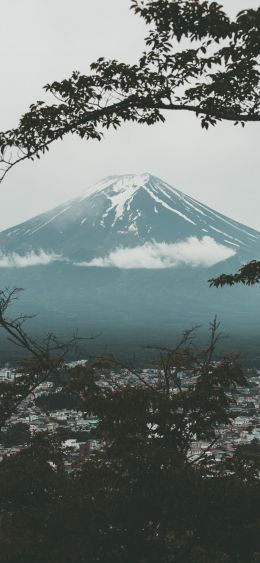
35, 391, 81, 412
209, 260, 260, 287
0, 422, 30, 447
1, 1, 260, 183
0, 366, 259, 563
0, 297, 259, 562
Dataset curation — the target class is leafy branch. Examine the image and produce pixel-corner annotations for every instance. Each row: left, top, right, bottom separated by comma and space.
1, 1, 260, 183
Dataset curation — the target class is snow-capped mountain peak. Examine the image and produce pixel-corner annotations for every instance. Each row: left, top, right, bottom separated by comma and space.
1, 174, 260, 355
80, 173, 150, 201
0, 174, 260, 265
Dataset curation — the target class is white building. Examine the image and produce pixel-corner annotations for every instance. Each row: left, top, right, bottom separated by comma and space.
0, 366, 16, 382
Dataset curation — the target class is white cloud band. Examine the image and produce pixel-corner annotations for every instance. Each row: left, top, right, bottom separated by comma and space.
75, 236, 236, 269
0, 237, 236, 269
0, 250, 62, 268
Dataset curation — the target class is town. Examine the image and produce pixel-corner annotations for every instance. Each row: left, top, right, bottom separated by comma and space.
1, 362, 259, 471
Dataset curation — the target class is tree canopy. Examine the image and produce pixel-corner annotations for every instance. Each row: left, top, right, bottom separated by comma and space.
1, 0, 260, 183
210, 259, 260, 287
0, 296, 259, 562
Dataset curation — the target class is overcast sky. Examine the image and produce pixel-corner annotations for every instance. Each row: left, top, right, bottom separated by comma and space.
0, 0, 260, 232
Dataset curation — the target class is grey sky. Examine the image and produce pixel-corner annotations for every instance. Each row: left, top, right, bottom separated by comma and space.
0, 0, 260, 232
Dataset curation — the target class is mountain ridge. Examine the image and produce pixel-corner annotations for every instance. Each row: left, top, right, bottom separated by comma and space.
0, 173, 259, 265
0, 173, 260, 359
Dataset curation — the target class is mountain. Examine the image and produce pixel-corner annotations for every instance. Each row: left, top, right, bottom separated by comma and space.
0, 173, 260, 361
1, 173, 259, 260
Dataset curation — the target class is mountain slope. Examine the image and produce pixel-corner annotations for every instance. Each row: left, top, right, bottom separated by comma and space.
1, 173, 259, 261
0, 173, 260, 359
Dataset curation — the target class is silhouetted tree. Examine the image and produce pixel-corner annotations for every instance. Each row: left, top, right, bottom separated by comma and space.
0, 422, 30, 447
210, 259, 260, 287
1, 1, 260, 183
0, 294, 259, 563
0, 287, 88, 430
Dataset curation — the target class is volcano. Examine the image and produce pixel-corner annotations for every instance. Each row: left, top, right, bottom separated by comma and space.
0, 173, 260, 360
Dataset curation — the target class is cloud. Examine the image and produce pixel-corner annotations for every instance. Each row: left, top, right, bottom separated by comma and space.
75, 236, 236, 270
0, 250, 62, 268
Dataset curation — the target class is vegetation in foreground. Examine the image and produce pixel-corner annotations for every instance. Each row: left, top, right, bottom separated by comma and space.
0, 289, 259, 563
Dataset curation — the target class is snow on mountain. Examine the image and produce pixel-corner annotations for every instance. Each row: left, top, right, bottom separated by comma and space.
0, 173, 259, 268
1, 174, 260, 356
